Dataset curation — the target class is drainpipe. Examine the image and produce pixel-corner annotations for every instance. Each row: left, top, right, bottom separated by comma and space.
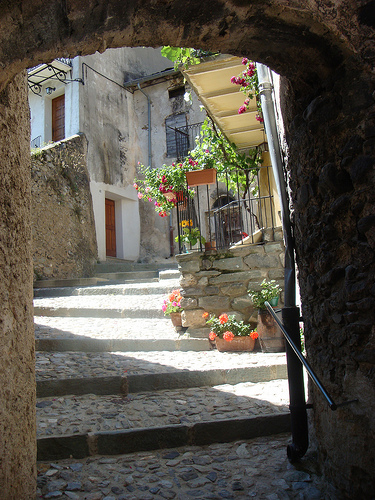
256, 63, 308, 461
137, 83, 152, 168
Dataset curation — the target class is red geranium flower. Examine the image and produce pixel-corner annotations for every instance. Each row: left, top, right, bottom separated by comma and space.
223, 331, 234, 342
250, 331, 259, 340
219, 313, 228, 324
209, 331, 217, 341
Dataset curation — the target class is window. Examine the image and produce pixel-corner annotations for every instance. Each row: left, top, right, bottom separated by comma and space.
168, 86, 185, 99
165, 113, 188, 158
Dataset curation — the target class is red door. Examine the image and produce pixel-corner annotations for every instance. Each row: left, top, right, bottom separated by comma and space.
105, 199, 116, 257
52, 94, 65, 142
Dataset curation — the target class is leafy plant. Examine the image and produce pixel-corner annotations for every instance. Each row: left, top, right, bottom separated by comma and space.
203, 312, 258, 342
162, 289, 182, 316
175, 227, 205, 247
189, 118, 262, 195
248, 279, 282, 310
161, 47, 219, 70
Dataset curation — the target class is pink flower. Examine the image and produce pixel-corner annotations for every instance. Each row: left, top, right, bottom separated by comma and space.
244, 98, 250, 106
145, 187, 150, 193
230, 76, 237, 84
247, 69, 254, 77
242, 57, 248, 65
248, 62, 255, 70
148, 197, 152, 202
238, 105, 246, 114
162, 303, 167, 312
161, 175, 167, 183
137, 192, 143, 199
133, 183, 138, 190
256, 114, 264, 122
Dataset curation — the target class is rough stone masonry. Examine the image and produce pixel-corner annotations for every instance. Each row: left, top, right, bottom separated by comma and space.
0, 1, 374, 497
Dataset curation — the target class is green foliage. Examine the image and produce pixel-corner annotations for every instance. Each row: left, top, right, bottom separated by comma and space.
187, 118, 262, 196
161, 47, 219, 69
175, 227, 206, 247
248, 279, 282, 310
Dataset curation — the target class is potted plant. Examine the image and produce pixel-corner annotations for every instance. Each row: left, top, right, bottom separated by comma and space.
175, 227, 206, 251
248, 279, 284, 352
248, 279, 282, 310
134, 162, 195, 217
203, 312, 258, 352
162, 289, 183, 330
185, 156, 217, 186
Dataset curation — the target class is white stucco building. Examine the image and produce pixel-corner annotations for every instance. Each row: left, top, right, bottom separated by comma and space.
28, 47, 205, 263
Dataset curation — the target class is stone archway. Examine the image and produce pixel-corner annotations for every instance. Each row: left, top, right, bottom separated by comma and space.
0, 2, 374, 498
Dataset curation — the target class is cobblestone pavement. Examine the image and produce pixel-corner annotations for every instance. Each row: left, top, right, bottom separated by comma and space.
37, 379, 289, 438
37, 434, 339, 499
35, 351, 286, 380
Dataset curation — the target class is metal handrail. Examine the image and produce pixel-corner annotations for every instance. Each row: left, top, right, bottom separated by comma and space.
265, 301, 358, 411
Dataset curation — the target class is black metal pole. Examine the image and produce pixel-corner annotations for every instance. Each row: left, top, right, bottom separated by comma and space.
257, 63, 309, 461
282, 306, 308, 460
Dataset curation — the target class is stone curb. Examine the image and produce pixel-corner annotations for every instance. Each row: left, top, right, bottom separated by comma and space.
36, 364, 288, 397
35, 338, 211, 352
37, 413, 291, 461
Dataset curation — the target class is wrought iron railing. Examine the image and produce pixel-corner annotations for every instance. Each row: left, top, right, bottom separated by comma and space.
175, 165, 278, 254
173, 122, 204, 161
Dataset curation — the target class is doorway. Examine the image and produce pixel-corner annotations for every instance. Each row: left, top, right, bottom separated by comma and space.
52, 94, 65, 142
105, 198, 116, 257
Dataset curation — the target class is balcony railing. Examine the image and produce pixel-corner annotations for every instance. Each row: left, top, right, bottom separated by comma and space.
173, 122, 204, 161
175, 165, 278, 254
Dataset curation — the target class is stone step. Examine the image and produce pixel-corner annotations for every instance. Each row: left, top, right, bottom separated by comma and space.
94, 259, 178, 274
95, 270, 160, 281
36, 434, 332, 500
36, 379, 290, 460
33, 293, 175, 319
35, 317, 183, 340
36, 350, 286, 384
37, 364, 288, 397
35, 338, 210, 353
34, 279, 180, 298
34, 276, 161, 289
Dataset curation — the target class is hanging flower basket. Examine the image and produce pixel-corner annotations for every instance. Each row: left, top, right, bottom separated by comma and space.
163, 191, 177, 201
186, 168, 217, 187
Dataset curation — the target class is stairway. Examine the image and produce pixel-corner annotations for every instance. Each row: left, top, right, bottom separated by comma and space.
34, 262, 290, 464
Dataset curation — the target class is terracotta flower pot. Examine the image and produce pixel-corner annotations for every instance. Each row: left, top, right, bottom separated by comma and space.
215, 335, 256, 352
170, 312, 182, 330
257, 309, 285, 352
185, 168, 216, 187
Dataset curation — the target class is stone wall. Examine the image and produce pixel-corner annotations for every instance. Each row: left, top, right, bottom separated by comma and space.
283, 58, 375, 497
0, 72, 36, 498
176, 229, 284, 337
31, 134, 98, 281
0, 1, 374, 497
